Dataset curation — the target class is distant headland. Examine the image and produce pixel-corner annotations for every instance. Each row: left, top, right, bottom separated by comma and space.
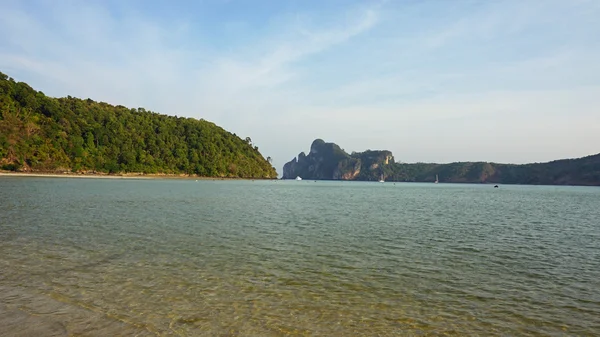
283, 139, 600, 186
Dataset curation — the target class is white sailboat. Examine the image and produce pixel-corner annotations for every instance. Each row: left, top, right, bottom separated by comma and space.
296, 176, 302, 181
379, 174, 385, 183
434, 174, 439, 184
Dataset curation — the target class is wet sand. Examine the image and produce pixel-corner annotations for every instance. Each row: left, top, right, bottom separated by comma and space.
0, 172, 266, 180
0, 172, 150, 179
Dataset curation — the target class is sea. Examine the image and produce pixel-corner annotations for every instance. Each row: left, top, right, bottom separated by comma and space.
0, 177, 599, 336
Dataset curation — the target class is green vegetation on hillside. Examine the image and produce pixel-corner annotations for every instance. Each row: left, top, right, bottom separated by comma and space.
386, 156, 600, 185
0, 71, 277, 178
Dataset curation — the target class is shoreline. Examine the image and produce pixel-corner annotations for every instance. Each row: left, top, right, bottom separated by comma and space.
0, 171, 275, 181
0, 172, 150, 179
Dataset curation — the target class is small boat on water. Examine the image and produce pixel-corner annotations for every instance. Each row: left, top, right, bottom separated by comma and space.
296, 176, 302, 181
434, 174, 439, 184
379, 174, 385, 183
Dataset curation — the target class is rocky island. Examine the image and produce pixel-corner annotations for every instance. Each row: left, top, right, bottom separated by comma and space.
283, 139, 600, 186
283, 139, 393, 181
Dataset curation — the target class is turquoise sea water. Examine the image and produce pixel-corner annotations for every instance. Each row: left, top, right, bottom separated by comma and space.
0, 177, 599, 336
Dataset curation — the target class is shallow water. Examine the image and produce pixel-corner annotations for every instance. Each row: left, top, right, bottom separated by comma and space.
1, 177, 599, 336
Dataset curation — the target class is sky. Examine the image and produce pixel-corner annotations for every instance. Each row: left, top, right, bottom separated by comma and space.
1, 0, 599, 174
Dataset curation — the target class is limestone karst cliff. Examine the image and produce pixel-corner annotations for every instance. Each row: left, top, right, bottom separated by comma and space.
282, 139, 393, 180
282, 139, 600, 185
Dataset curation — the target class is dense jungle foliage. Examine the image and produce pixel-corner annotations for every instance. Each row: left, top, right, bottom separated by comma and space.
0, 71, 277, 178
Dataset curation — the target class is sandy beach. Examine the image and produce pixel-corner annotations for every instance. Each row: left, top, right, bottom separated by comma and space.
0, 172, 153, 179
0, 171, 273, 180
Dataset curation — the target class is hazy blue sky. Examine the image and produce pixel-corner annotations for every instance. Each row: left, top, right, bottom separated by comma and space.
1, 0, 599, 173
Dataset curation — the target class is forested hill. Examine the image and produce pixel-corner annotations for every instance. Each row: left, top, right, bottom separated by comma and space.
0, 71, 277, 178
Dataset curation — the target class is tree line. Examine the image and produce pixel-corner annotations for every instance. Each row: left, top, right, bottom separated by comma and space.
0, 71, 277, 178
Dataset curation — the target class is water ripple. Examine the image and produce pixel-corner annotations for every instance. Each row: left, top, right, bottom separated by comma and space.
1, 178, 599, 336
